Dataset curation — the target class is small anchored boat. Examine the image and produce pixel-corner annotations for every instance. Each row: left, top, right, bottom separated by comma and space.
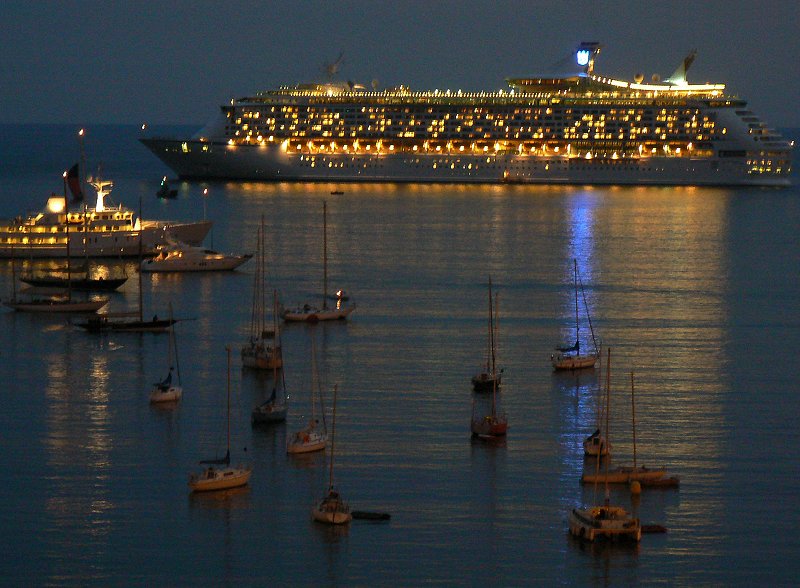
189, 347, 252, 492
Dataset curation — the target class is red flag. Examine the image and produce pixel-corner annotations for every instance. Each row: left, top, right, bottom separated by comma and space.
67, 163, 84, 201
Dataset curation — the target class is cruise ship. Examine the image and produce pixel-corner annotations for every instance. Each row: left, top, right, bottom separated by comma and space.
0, 179, 211, 258
141, 43, 793, 186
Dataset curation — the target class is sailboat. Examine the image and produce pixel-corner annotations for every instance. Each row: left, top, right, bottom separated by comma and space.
251, 292, 288, 424
76, 190, 175, 332
286, 337, 328, 454
312, 384, 352, 524
551, 259, 599, 370
283, 201, 355, 322
580, 370, 676, 486
583, 348, 610, 457
242, 219, 282, 369
4, 195, 109, 313
472, 276, 502, 392
149, 303, 183, 403
470, 282, 508, 440
569, 348, 641, 542
189, 347, 252, 492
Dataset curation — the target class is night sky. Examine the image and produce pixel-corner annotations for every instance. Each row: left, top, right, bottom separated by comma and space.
2, 1, 798, 127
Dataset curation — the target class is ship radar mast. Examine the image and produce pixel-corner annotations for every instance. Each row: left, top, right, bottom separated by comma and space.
576, 41, 602, 74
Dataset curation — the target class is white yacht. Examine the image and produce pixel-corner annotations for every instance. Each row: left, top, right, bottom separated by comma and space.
141, 239, 251, 272
0, 179, 211, 258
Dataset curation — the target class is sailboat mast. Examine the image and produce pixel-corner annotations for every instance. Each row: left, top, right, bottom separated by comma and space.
250, 219, 262, 338
322, 201, 328, 310
577, 266, 599, 355
65, 207, 72, 301
491, 290, 499, 417
226, 346, 231, 457
137, 193, 143, 322
329, 384, 338, 491
631, 371, 637, 470
272, 289, 279, 391
604, 347, 612, 505
487, 276, 493, 373
170, 302, 181, 385
573, 259, 579, 347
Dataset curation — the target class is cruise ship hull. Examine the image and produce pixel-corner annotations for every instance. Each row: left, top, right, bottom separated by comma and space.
141, 138, 790, 187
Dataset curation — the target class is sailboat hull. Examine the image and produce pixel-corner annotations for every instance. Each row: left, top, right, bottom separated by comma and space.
569, 506, 641, 542
471, 372, 501, 392
312, 496, 352, 524
283, 306, 355, 322
20, 275, 128, 291
188, 466, 252, 492
241, 343, 282, 369
77, 317, 176, 332
251, 402, 287, 424
150, 385, 183, 403
287, 428, 327, 454
581, 466, 667, 484
583, 438, 610, 457
471, 415, 508, 439
287, 439, 327, 454
552, 353, 597, 370
4, 298, 108, 313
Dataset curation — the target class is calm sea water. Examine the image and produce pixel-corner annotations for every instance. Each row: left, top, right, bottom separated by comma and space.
1, 125, 798, 586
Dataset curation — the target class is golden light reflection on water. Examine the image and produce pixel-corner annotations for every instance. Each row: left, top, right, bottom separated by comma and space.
5, 170, 796, 584
552, 186, 733, 554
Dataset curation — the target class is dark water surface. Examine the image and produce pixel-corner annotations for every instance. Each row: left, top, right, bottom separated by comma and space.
1, 125, 798, 585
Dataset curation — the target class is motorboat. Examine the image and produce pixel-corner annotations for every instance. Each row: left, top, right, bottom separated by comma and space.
141, 240, 251, 272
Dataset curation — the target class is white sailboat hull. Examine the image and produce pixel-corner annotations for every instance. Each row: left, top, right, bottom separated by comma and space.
312, 498, 352, 524
150, 385, 183, 403
283, 305, 354, 322
569, 506, 641, 542
188, 466, 252, 492
583, 436, 609, 457
287, 429, 327, 454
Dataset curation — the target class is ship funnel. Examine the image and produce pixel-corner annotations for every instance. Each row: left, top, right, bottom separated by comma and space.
575, 41, 602, 73
665, 49, 697, 86
89, 179, 113, 213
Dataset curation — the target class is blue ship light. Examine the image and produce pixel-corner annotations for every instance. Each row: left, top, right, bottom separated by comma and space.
576, 50, 590, 66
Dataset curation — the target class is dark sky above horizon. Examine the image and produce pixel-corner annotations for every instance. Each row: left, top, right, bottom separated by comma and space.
2, 1, 798, 127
